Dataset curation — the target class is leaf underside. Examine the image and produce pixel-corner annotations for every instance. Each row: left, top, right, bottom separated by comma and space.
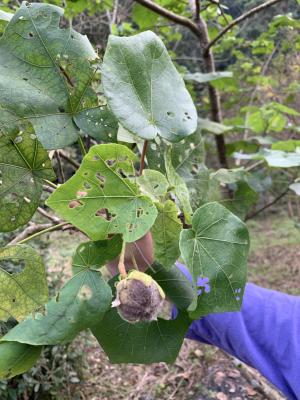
0, 245, 48, 322
0, 127, 55, 232
102, 31, 197, 142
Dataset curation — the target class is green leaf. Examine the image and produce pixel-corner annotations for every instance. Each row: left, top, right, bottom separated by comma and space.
272, 140, 300, 152
0, 127, 55, 232
137, 169, 169, 201
102, 31, 197, 142
290, 182, 300, 196
73, 106, 118, 142
224, 181, 258, 220
234, 150, 300, 168
165, 147, 192, 223
184, 71, 233, 83
262, 149, 300, 168
2, 269, 112, 345
147, 262, 194, 310
0, 3, 103, 149
198, 118, 232, 135
132, 4, 158, 29
270, 102, 300, 116
0, 245, 48, 322
0, 341, 42, 380
47, 144, 157, 242
72, 236, 122, 274
211, 168, 247, 185
179, 202, 249, 317
91, 308, 190, 364
151, 201, 182, 269
171, 129, 205, 177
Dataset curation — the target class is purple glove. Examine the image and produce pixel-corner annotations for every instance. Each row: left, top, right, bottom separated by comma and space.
176, 263, 300, 400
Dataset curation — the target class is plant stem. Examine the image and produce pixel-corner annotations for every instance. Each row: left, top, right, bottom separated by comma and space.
139, 140, 148, 175
118, 240, 127, 277
78, 136, 87, 156
246, 187, 290, 220
43, 179, 58, 189
58, 150, 80, 169
205, 0, 284, 53
16, 222, 68, 245
55, 150, 65, 183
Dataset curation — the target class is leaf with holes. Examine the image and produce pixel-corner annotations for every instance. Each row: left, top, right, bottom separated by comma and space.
137, 169, 169, 201
72, 235, 122, 274
0, 127, 55, 232
74, 106, 118, 142
165, 146, 192, 224
1, 269, 112, 345
151, 201, 182, 269
46, 144, 158, 242
92, 308, 191, 364
0, 245, 48, 322
0, 341, 42, 379
179, 202, 249, 317
102, 31, 197, 142
0, 2, 107, 149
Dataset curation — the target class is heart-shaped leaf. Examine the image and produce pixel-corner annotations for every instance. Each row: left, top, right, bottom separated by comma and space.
92, 308, 190, 364
102, 31, 197, 142
0, 2, 109, 149
2, 269, 112, 345
47, 144, 158, 242
0, 245, 48, 322
179, 202, 249, 317
0, 127, 55, 232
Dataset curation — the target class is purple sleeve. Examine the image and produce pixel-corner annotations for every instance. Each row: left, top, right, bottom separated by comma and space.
176, 264, 300, 400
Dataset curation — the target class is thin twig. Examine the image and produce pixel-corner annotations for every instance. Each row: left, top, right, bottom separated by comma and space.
8, 222, 70, 245
139, 140, 148, 175
43, 185, 55, 194
58, 150, 80, 169
194, 0, 200, 21
43, 179, 58, 189
37, 207, 61, 224
78, 136, 87, 156
246, 186, 290, 220
134, 0, 202, 39
55, 150, 65, 183
205, 0, 284, 53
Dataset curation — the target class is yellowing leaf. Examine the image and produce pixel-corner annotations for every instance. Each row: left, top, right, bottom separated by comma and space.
0, 128, 55, 232
0, 245, 48, 322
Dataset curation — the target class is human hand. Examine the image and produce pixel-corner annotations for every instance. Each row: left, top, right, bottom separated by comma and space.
106, 232, 154, 277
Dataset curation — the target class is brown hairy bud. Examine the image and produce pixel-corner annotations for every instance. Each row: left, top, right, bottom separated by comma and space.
112, 271, 165, 323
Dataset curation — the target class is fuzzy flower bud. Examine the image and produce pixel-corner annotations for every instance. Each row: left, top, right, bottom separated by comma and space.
112, 271, 165, 323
